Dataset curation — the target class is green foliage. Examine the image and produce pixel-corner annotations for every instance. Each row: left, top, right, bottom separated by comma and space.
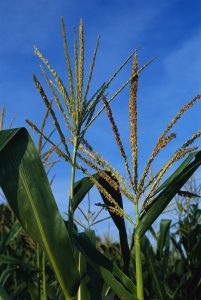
73, 172, 130, 274
0, 128, 80, 299
0, 192, 201, 299
137, 151, 201, 237
140, 192, 201, 300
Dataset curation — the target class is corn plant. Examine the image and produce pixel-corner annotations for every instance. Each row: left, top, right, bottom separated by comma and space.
0, 105, 65, 299
0, 19, 201, 299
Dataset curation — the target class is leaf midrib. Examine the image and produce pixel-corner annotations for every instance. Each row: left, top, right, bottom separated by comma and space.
20, 161, 71, 299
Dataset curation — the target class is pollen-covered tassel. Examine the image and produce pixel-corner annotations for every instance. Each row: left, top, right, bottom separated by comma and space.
0, 105, 5, 130
129, 50, 138, 190
102, 95, 134, 188
26, 119, 70, 162
181, 130, 201, 149
138, 133, 176, 195
78, 18, 84, 107
33, 74, 71, 160
79, 138, 134, 194
160, 94, 201, 138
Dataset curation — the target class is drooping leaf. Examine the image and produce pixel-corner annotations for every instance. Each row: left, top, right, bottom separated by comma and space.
98, 172, 130, 274
72, 173, 100, 211
73, 171, 130, 274
136, 151, 201, 237
0, 128, 80, 299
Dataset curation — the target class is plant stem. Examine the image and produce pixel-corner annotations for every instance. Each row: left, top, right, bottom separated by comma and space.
36, 244, 41, 299
68, 136, 78, 240
135, 202, 144, 300
42, 251, 47, 300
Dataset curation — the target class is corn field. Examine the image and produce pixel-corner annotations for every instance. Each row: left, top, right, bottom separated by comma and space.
0, 19, 200, 300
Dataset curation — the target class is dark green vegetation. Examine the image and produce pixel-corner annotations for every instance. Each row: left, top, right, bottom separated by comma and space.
0, 182, 200, 299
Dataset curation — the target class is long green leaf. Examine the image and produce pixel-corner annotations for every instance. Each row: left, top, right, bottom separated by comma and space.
97, 172, 130, 274
153, 151, 198, 195
136, 151, 201, 237
73, 172, 130, 274
73, 232, 138, 300
157, 219, 171, 259
0, 128, 80, 299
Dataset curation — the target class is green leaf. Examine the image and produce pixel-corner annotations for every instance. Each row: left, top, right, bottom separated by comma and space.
170, 236, 185, 259
0, 128, 80, 299
136, 151, 201, 237
97, 172, 130, 274
27, 282, 41, 300
78, 230, 102, 300
72, 173, 99, 211
141, 236, 166, 300
157, 219, 171, 259
73, 172, 130, 274
0, 267, 16, 286
0, 285, 11, 300
0, 222, 22, 252
0, 255, 38, 271
154, 151, 198, 195
10, 282, 27, 300
73, 232, 138, 300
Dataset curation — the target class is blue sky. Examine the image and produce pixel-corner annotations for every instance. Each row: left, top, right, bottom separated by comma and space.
0, 0, 200, 238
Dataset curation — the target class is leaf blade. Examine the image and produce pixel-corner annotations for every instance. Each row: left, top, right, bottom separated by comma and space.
137, 151, 201, 237
0, 128, 80, 298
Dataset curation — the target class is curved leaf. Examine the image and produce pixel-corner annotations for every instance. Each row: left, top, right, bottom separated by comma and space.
97, 173, 130, 274
153, 151, 199, 195
73, 172, 130, 274
72, 173, 100, 211
0, 128, 80, 299
136, 151, 201, 237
